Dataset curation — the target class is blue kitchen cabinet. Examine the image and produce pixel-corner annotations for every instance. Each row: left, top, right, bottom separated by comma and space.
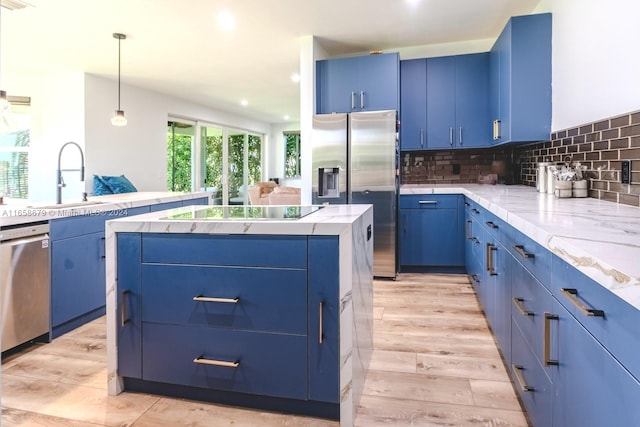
425, 53, 490, 149
308, 236, 340, 403
316, 52, 399, 114
116, 232, 341, 414
399, 194, 464, 269
490, 13, 551, 145
50, 214, 110, 337
399, 58, 427, 150
552, 299, 640, 427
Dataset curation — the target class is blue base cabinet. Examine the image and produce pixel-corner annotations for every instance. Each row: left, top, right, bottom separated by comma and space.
464, 195, 640, 426
399, 194, 464, 269
316, 53, 399, 114
116, 232, 340, 416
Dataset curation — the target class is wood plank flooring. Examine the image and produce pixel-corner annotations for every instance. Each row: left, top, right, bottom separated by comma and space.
1, 273, 529, 426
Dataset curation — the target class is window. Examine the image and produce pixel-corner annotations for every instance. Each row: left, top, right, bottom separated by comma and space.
0, 100, 31, 199
284, 131, 301, 178
167, 118, 263, 205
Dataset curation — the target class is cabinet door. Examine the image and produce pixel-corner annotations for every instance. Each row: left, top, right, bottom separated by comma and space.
426, 56, 456, 148
490, 241, 511, 364
357, 53, 399, 112
149, 200, 183, 212
117, 233, 142, 379
497, 23, 512, 143
51, 231, 105, 328
400, 208, 459, 266
308, 236, 340, 403
316, 57, 358, 114
455, 53, 490, 148
553, 300, 640, 427
399, 59, 427, 150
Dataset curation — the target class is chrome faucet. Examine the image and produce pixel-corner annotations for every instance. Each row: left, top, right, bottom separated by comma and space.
56, 142, 85, 204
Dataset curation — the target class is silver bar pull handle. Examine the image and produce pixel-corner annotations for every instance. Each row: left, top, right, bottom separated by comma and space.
449, 127, 453, 146
493, 120, 501, 140
512, 365, 535, 392
513, 297, 534, 316
360, 90, 365, 109
471, 208, 480, 214
544, 312, 559, 366
560, 288, 605, 317
470, 237, 479, 244
459, 126, 463, 146
193, 356, 239, 368
486, 243, 497, 275
193, 296, 240, 304
319, 301, 324, 344
513, 245, 534, 259
351, 91, 356, 110
420, 128, 424, 147
121, 290, 131, 327
418, 200, 438, 205
486, 221, 498, 229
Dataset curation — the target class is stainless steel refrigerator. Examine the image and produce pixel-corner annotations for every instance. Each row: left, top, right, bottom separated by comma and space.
312, 110, 398, 278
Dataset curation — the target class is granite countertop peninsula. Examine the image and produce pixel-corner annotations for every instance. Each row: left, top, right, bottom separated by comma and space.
0, 191, 210, 227
401, 184, 640, 310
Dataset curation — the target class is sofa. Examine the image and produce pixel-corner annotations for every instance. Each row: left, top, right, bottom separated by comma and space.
247, 182, 301, 205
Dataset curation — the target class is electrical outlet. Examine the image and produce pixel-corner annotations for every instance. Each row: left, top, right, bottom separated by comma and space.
621, 160, 630, 184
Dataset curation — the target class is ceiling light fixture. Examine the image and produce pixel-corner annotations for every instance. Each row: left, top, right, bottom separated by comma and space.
111, 32, 127, 127
240, 99, 248, 107
290, 73, 300, 83
217, 10, 236, 31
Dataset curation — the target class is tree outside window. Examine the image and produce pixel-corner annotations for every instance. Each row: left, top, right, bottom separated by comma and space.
284, 131, 301, 178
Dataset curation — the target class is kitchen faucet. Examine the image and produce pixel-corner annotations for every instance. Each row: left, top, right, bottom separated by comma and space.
56, 141, 85, 204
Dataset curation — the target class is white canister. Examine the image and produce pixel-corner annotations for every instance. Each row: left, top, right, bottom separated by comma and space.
554, 181, 573, 198
572, 180, 588, 198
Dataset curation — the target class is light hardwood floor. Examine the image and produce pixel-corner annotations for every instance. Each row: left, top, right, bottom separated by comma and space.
1, 273, 529, 426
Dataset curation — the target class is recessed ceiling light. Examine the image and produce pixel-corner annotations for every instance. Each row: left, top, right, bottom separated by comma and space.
290, 73, 300, 83
217, 10, 236, 31
240, 99, 248, 107
283, 115, 290, 121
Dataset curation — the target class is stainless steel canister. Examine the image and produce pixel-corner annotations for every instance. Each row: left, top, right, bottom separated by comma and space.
536, 162, 552, 193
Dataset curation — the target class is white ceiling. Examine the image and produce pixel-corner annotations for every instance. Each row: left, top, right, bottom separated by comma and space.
0, 0, 544, 124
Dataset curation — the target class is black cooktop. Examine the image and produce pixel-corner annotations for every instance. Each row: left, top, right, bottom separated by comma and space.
163, 205, 322, 221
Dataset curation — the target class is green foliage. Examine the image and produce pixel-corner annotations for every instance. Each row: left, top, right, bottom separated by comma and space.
284, 132, 301, 178
0, 130, 30, 198
167, 133, 192, 192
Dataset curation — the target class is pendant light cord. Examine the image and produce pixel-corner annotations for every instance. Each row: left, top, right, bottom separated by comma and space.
117, 36, 121, 110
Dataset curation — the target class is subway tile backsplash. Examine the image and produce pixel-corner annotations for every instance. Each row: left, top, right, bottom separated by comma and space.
518, 109, 640, 207
401, 109, 640, 208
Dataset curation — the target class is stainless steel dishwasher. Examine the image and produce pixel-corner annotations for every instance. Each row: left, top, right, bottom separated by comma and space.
0, 221, 51, 352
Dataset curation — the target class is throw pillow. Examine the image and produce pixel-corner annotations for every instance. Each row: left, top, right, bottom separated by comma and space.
101, 174, 138, 194
93, 175, 113, 196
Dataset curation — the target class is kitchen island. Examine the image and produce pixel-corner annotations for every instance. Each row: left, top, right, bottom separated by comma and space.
104, 204, 374, 426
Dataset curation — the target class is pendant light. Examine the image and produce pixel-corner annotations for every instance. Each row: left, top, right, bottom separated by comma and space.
111, 32, 127, 126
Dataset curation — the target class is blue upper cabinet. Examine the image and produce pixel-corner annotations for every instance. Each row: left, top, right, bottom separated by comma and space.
400, 53, 489, 150
490, 13, 552, 145
426, 53, 490, 149
316, 52, 399, 114
399, 59, 427, 150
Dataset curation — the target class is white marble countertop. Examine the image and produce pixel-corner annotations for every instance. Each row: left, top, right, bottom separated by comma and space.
0, 191, 210, 227
401, 184, 640, 310
106, 203, 372, 236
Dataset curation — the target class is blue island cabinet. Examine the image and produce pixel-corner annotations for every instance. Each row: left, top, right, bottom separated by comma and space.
116, 232, 341, 418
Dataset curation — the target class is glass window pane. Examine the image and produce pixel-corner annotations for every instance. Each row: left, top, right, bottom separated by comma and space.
284, 131, 301, 178
248, 134, 261, 185
228, 130, 245, 204
167, 121, 194, 191
201, 125, 223, 204
0, 104, 31, 199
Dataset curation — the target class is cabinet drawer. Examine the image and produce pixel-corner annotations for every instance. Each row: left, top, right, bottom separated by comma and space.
141, 264, 307, 334
508, 228, 551, 287
142, 234, 307, 268
141, 323, 307, 400
510, 319, 553, 427
399, 194, 460, 209
552, 255, 640, 382
511, 259, 554, 379
50, 214, 107, 240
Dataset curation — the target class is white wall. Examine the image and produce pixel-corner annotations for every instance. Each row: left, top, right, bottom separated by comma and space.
84, 74, 271, 194
552, 0, 640, 130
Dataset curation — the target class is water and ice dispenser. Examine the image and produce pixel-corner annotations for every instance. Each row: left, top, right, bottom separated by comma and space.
317, 167, 340, 198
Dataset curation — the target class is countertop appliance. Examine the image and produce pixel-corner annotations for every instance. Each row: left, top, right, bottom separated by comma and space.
0, 221, 51, 352
312, 110, 397, 278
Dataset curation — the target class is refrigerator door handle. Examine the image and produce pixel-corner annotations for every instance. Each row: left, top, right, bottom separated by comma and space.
449, 127, 453, 146
459, 127, 463, 146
